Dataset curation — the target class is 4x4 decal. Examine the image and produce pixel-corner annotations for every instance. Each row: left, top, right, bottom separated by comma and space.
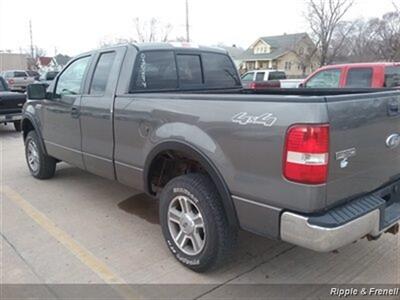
232, 112, 277, 127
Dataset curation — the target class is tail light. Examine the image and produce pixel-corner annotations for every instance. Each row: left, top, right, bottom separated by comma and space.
283, 124, 329, 184
249, 82, 257, 89
7, 79, 15, 85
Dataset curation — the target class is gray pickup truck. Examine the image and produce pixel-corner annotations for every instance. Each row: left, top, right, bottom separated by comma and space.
22, 43, 400, 272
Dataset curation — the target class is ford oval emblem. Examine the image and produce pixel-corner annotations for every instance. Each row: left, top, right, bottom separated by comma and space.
386, 134, 400, 149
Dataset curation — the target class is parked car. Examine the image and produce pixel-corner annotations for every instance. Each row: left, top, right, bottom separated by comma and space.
241, 69, 303, 89
23, 43, 400, 272
26, 70, 40, 81
1, 70, 35, 92
302, 62, 400, 88
0, 76, 27, 131
39, 71, 59, 86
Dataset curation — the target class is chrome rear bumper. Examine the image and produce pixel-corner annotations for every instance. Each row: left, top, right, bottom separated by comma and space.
280, 209, 382, 252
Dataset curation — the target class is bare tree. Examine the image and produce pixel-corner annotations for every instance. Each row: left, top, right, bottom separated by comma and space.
305, 0, 354, 66
133, 17, 173, 43
368, 12, 400, 61
288, 36, 318, 76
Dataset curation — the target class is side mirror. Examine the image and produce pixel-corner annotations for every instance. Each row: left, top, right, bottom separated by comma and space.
27, 83, 47, 100
298, 83, 304, 88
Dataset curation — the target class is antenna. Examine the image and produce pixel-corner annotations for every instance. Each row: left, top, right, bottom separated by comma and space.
29, 20, 34, 58
185, 0, 190, 42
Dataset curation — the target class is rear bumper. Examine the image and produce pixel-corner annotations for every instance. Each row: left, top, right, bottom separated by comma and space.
280, 181, 400, 252
0, 113, 22, 123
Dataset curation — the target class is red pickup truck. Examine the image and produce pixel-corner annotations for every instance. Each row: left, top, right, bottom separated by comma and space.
302, 62, 400, 89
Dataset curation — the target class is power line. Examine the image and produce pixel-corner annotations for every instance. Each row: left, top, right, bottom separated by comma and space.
29, 20, 34, 58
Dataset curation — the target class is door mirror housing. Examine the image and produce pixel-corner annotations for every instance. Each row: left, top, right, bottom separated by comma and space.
27, 83, 47, 100
298, 82, 304, 88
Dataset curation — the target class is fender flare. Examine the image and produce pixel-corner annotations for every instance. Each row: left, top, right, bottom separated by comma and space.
21, 114, 48, 155
144, 141, 239, 229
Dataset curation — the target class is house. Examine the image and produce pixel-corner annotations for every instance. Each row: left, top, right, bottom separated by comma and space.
37, 56, 57, 72
239, 33, 317, 78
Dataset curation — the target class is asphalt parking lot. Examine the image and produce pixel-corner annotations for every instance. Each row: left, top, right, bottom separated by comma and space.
1, 123, 399, 298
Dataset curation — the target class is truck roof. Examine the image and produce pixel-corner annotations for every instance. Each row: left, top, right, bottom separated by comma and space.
318, 62, 400, 70
83, 42, 229, 56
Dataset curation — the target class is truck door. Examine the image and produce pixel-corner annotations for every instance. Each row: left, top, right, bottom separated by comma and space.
42, 55, 92, 168
79, 47, 127, 179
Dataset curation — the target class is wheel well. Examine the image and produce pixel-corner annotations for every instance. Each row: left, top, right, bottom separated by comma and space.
147, 149, 206, 195
22, 118, 35, 140
145, 143, 239, 228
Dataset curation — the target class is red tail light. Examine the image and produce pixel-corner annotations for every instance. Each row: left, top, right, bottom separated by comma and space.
7, 79, 15, 84
283, 124, 329, 184
249, 82, 257, 89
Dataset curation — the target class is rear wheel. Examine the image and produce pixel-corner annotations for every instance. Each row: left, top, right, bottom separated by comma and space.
14, 120, 21, 132
159, 173, 237, 272
25, 131, 56, 179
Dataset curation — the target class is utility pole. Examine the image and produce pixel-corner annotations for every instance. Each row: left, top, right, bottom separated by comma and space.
185, 0, 190, 42
29, 20, 34, 58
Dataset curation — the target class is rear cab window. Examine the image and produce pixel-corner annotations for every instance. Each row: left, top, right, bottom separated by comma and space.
130, 49, 240, 92
385, 66, 400, 87
345, 68, 373, 88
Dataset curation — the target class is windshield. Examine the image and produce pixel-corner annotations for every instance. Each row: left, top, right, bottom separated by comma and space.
14, 71, 27, 78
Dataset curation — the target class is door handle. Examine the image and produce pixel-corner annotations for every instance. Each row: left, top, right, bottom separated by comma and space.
71, 106, 80, 118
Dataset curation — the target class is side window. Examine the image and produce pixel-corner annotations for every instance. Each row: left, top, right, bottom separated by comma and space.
176, 54, 203, 86
202, 53, 240, 87
345, 68, 373, 88
306, 69, 341, 88
89, 52, 116, 94
268, 72, 286, 80
55, 56, 90, 97
132, 51, 177, 91
385, 66, 400, 87
241, 72, 254, 81
255, 72, 265, 81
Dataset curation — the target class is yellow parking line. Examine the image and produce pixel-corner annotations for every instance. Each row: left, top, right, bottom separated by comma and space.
2, 185, 126, 284
2, 185, 143, 299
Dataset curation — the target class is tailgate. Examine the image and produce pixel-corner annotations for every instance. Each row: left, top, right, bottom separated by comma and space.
0, 92, 26, 114
326, 91, 400, 207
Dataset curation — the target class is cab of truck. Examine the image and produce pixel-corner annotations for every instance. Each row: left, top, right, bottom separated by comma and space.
303, 62, 400, 89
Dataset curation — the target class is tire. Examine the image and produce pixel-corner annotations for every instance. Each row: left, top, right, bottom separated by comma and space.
25, 131, 56, 179
14, 120, 21, 132
159, 173, 237, 272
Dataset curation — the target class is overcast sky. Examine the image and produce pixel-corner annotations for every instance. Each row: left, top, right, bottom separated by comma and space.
0, 0, 397, 56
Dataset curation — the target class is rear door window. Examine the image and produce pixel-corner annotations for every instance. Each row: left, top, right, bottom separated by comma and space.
132, 51, 178, 91
345, 68, 373, 88
385, 66, 400, 87
268, 72, 286, 80
90, 51, 116, 94
306, 69, 341, 88
255, 72, 265, 81
176, 54, 203, 86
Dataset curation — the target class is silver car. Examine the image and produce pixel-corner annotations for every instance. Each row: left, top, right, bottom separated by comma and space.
2, 70, 35, 92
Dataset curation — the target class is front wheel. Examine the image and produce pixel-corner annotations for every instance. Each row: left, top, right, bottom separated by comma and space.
159, 174, 237, 272
25, 131, 57, 179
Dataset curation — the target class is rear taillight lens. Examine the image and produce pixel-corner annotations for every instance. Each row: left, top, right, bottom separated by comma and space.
283, 124, 329, 184
7, 79, 15, 84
